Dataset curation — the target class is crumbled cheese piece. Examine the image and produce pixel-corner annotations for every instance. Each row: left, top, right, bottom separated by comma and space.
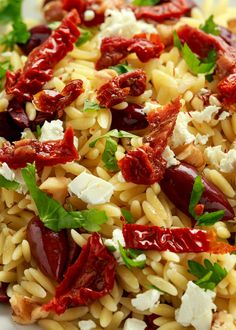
84, 10, 95, 22
68, 172, 114, 205
39, 120, 64, 142
212, 311, 236, 330
162, 146, 180, 167
218, 111, 230, 121
78, 320, 96, 330
189, 105, 220, 123
194, 133, 209, 145
171, 112, 195, 148
0, 162, 15, 181
104, 228, 125, 264
142, 101, 161, 115
204, 146, 236, 173
99, 9, 156, 40
175, 281, 216, 330
131, 289, 161, 311
124, 318, 147, 330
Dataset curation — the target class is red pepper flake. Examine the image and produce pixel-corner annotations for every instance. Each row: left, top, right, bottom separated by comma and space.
134, 0, 195, 23
0, 127, 79, 169
5, 10, 80, 102
194, 204, 205, 216
96, 34, 164, 70
123, 224, 236, 254
97, 69, 147, 108
33, 79, 84, 117
119, 97, 181, 185
43, 232, 117, 314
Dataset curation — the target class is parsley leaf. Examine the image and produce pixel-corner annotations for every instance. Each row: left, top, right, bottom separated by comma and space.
0, 60, 12, 88
173, 31, 217, 76
118, 242, 146, 269
188, 175, 225, 226
76, 28, 92, 47
102, 137, 119, 171
188, 259, 227, 290
83, 100, 103, 112
121, 208, 134, 223
133, 0, 160, 6
200, 15, 220, 36
0, 0, 23, 24
0, 175, 19, 190
89, 129, 138, 148
0, 20, 30, 50
109, 63, 133, 75
21, 163, 108, 232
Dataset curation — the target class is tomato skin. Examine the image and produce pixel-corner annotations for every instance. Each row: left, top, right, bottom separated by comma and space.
43, 233, 117, 314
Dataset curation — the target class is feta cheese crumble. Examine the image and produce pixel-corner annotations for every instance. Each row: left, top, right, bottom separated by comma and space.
162, 146, 179, 167
0, 163, 27, 194
205, 146, 236, 173
99, 9, 156, 40
124, 318, 147, 330
39, 120, 64, 142
171, 112, 195, 148
142, 101, 161, 115
78, 320, 96, 330
190, 105, 220, 123
131, 289, 161, 311
175, 281, 216, 330
0, 162, 15, 181
104, 228, 125, 264
68, 172, 114, 205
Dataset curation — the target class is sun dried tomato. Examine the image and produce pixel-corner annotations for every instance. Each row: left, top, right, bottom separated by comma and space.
97, 69, 146, 108
119, 98, 181, 184
18, 25, 52, 56
33, 80, 84, 117
217, 73, 236, 104
123, 224, 236, 254
111, 103, 148, 131
96, 34, 164, 70
43, 232, 116, 314
134, 0, 194, 23
0, 127, 79, 169
5, 10, 80, 102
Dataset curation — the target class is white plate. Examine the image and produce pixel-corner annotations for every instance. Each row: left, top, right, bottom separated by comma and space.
0, 0, 235, 329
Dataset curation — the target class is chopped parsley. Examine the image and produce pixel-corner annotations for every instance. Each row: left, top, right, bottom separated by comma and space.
133, 0, 160, 6
0, 60, 12, 88
173, 31, 217, 76
188, 259, 227, 290
76, 27, 92, 47
109, 63, 134, 75
118, 242, 146, 269
189, 175, 225, 226
0, 175, 19, 190
200, 15, 220, 36
0, 0, 23, 24
121, 208, 134, 223
22, 163, 108, 232
89, 130, 138, 172
83, 100, 103, 112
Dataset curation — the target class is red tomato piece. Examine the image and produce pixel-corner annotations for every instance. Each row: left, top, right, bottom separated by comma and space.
97, 69, 147, 108
0, 127, 79, 169
43, 233, 117, 314
5, 10, 80, 101
33, 79, 84, 117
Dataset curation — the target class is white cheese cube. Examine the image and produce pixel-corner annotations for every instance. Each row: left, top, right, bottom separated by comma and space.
175, 281, 216, 330
131, 289, 161, 311
104, 228, 125, 264
124, 318, 147, 330
78, 320, 96, 330
68, 172, 114, 205
39, 120, 64, 142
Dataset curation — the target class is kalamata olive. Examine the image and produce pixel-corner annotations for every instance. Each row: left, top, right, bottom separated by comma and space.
0, 283, 9, 303
8, 98, 30, 129
0, 112, 22, 142
111, 103, 148, 131
160, 163, 235, 221
18, 25, 52, 56
219, 26, 236, 48
26, 217, 68, 281
67, 230, 81, 265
